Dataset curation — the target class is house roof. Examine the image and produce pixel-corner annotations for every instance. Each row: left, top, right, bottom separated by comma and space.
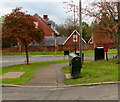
33, 13, 54, 37
44, 37, 55, 46
28, 41, 41, 46
56, 37, 67, 45
29, 37, 68, 46
45, 20, 55, 27
44, 37, 67, 46
28, 37, 55, 46
63, 30, 86, 45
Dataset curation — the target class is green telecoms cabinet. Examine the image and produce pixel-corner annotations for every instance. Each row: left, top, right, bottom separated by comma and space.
69, 53, 82, 78
94, 47, 105, 61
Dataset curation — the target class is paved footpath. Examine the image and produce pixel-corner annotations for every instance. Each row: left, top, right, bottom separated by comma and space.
24, 63, 69, 86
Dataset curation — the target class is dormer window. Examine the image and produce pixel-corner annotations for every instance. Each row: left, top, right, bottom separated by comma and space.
73, 35, 78, 42
48, 24, 51, 27
33, 22, 38, 28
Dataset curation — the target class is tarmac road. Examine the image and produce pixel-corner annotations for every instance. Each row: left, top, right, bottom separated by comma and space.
2, 54, 116, 67
2, 84, 118, 100
2, 55, 66, 67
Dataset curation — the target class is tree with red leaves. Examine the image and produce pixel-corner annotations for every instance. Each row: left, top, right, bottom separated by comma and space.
85, 2, 118, 35
63, 1, 79, 29
84, 1, 120, 64
2, 7, 44, 64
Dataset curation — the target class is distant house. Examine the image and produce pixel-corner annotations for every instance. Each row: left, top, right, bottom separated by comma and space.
29, 14, 87, 51
89, 13, 117, 49
63, 30, 86, 45
88, 25, 116, 49
29, 13, 60, 46
57, 30, 86, 51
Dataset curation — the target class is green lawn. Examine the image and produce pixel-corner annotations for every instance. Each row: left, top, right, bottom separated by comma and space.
2, 51, 64, 56
1, 60, 68, 85
62, 58, 118, 85
2, 49, 117, 56
83, 49, 117, 55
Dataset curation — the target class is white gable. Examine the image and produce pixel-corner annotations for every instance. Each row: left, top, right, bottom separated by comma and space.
63, 30, 86, 45
88, 37, 93, 44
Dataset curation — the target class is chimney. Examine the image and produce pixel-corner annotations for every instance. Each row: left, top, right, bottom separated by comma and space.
43, 15, 49, 21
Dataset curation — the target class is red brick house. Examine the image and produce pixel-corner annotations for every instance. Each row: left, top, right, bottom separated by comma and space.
63, 30, 86, 45
88, 12, 117, 49
88, 27, 116, 49
88, 18, 116, 49
57, 30, 86, 51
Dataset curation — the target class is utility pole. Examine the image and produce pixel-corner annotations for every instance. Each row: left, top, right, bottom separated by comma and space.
79, 0, 82, 64
54, 37, 56, 54
74, 3, 77, 54
117, 2, 120, 64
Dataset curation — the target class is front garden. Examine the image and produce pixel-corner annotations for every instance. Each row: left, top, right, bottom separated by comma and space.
62, 58, 118, 85
1, 60, 68, 85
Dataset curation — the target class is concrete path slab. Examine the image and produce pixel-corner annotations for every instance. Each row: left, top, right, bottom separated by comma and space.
24, 63, 69, 86
0, 72, 25, 79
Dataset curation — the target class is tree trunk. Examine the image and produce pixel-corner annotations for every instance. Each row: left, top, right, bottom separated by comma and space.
24, 44, 29, 65
117, 2, 120, 64
17, 38, 22, 52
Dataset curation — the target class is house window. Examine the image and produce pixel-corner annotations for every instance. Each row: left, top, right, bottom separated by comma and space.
48, 24, 51, 28
33, 22, 38, 28
73, 35, 78, 42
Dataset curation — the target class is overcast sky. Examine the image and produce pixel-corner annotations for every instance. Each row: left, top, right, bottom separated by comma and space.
0, 0, 96, 25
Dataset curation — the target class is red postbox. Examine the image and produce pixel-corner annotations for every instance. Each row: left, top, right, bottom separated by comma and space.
104, 46, 108, 52
104, 46, 108, 61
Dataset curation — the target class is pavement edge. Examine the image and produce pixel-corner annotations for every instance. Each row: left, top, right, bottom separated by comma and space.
1, 81, 120, 88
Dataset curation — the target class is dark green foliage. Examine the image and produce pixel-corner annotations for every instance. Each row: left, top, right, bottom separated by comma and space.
56, 21, 92, 42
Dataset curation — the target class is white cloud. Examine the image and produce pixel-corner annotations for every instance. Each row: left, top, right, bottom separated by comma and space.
0, 0, 96, 24
0, 2, 71, 24
0, 0, 79, 2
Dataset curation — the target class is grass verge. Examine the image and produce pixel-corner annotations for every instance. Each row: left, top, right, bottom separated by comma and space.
2, 51, 64, 56
2, 49, 117, 56
83, 49, 117, 55
1, 60, 68, 85
62, 58, 118, 85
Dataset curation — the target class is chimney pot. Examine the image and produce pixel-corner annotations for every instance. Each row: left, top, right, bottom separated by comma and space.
43, 15, 48, 20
